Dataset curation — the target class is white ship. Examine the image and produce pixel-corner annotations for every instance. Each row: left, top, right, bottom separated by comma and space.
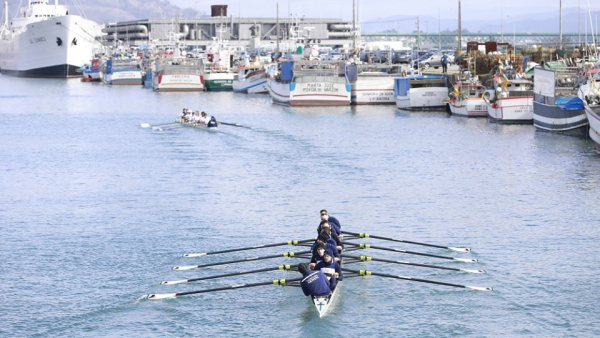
0, 0, 102, 78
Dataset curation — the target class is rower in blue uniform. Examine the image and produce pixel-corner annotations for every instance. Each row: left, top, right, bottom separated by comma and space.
320, 209, 341, 236
311, 231, 340, 263
317, 220, 343, 252
314, 249, 342, 291
310, 242, 326, 266
207, 115, 218, 128
298, 263, 334, 297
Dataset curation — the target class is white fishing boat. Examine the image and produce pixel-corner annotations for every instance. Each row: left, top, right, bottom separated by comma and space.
233, 64, 270, 94
394, 75, 448, 110
268, 60, 351, 106
584, 102, 600, 153
102, 58, 142, 85
484, 77, 533, 123
349, 64, 396, 105
0, 0, 102, 77
448, 82, 487, 117
153, 58, 204, 92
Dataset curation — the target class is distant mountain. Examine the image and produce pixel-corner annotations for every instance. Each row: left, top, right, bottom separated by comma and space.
3, 0, 199, 23
362, 7, 600, 34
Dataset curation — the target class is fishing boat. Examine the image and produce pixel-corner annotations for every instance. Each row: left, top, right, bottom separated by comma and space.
102, 58, 142, 85
532, 67, 588, 136
349, 64, 396, 105
394, 75, 448, 110
484, 75, 534, 123
448, 81, 487, 117
232, 63, 270, 94
152, 58, 204, 92
268, 60, 351, 106
584, 102, 600, 153
80, 58, 102, 82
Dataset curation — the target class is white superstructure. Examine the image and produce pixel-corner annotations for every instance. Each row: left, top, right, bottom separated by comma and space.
0, 0, 102, 77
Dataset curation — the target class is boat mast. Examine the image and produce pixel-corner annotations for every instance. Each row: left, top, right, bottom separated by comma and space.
587, 0, 596, 58
457, 0, 462, 53
1, 1, 7, 36
559, 0, 563, 50
276, 2, 280, 52
352, 0, 356, 52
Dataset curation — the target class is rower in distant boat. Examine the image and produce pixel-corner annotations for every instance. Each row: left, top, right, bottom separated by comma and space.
314, 249, 342, 291
311, 231, 340, 264
207, 115, 218, 128
198, 112, 210, 125
298, 263, 334, 297
319, 210, 341, 236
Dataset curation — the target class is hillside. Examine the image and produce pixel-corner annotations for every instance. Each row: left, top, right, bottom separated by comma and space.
3, 0, 199, 23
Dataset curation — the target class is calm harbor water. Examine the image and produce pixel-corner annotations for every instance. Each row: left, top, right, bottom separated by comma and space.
1, 75, 599, 337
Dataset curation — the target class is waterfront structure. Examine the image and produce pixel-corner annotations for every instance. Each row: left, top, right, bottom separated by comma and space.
102, 10, 354, 49
0, 0, 102, 77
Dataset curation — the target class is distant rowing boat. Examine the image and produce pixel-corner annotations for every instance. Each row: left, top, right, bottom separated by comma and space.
174, 119, 218, 131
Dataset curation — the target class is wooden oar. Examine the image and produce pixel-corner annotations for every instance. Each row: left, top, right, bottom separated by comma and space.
342, 254, 485, 274
173, 250, 312, 271
344, 243, 477, 263
147, 277, 303, 299
182, 239, 315, 258
342, 268, 493, 291
218, 121, 252, 129
343, 231, 470, 252
161, 264, 297, 285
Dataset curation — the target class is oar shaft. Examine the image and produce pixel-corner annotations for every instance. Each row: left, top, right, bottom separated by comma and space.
147, 277, 303, 299
343, 254, 482, 273
343, 231, 471, 252
162, 264, 297, 285
183, 239, 313, 257
173, 250, 311, 270
342, 268, 493, 291
345, 243, 477, 263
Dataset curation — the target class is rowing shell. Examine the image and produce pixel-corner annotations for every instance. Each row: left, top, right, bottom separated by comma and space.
312, 267, 340, 317
312, 283, 340, 317
174, 119, 218, 131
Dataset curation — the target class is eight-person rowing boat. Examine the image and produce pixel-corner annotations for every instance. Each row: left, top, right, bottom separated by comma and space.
145, 209, 492, 317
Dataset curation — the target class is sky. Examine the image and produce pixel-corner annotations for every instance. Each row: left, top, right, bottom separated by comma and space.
170, 0, 600, 22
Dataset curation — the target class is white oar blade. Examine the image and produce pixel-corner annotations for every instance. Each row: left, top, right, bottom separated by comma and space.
146, 293, 177, 299
449, 247, 471, 253
454, 258, 478, 263
140, 123, 151, 128
173, 265, 198, 271
182, 252, 207, 258
461, 268, 486, 274
161, 279, 188, 285
465, 285, 494, 292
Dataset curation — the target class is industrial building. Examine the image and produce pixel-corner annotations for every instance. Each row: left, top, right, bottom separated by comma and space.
102, 5, 355, 49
